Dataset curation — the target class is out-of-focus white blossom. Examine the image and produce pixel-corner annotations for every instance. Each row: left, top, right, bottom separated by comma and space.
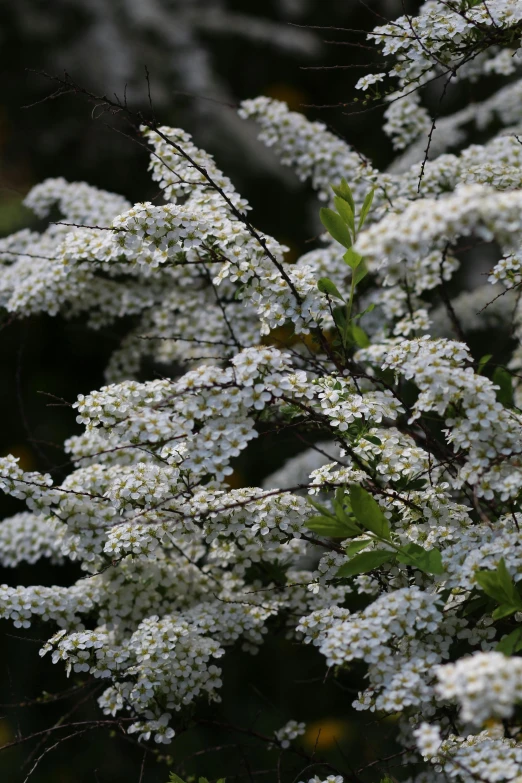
436, 652, 522, 726
274, 719, 306, 748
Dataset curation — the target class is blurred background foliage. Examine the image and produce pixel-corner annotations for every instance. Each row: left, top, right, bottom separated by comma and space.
0, 0, 462, 780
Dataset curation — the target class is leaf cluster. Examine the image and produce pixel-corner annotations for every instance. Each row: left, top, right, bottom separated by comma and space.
306, 485, 444, 578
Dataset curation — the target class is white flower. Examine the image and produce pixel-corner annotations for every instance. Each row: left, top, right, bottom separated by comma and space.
435, 652, 522, 726
414, 722, 442, 760
355, 73, 386, 91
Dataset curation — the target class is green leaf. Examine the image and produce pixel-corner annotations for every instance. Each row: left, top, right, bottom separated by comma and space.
403, 478, 427, 491
475, 571, 508, 605
344, 539, 372, 557
351, 324, 370, 348
333, 487, 352, 523
358, 188, 375, 230
478, 354, 493, 374
317, 277, 345, 301
307, 497, 336, 518
353, 261, 369, 286
353, 302, 375, 320
349, 485, 391, 540
169, 775, 187, 783
475, 559, 522, 607
491, 604, 519, 620
497, 627, 522, 655
498, 557, 520, 603
334, 196, 355, 236
362, 435, 382, 446
492, 366, 513, 408
343, 248, 363, 270
396, 543, 444, 575
332, 306, 348, 335
331, 179, 355, 213
305, 515, 359, 538
320, 207, 353, 249
336, 549, 395, 577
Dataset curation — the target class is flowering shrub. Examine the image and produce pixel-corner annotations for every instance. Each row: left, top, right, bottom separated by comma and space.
3, 1, 522, 780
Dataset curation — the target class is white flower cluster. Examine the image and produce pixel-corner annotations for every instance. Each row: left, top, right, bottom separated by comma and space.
365, 0, 522, 149
358, 337, 522, 499
356, 185, 522, 267
238, 96, 378, 204
0, 512, 64, 567
436, 652, 522, 726
274, 719, 306, 748
316, 376, 402, 432
414, 723, 522, 783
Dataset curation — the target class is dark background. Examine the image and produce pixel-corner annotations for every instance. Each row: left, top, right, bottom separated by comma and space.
0, 1, 459, 780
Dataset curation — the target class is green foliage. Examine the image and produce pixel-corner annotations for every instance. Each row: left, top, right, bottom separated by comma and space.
477, 354, 493, 374
352, 261, 368, 286
492, 366, 514, 408
307, 484, 444, 579
358, 188, 375, 231
497, 627, 522, 655
349, 323, 370, 348
475, 558, 522, 619
305, 514, 357, 538
319, 182, 376, 351
331, 178, 355, 212
344, 538, 372, 557
396, 542, 444, 575
334, 196, 355, 235
306, 493, 361, 537
396, 477, 427, 491
317, 277, 345, 301
336, 548, 395, 577
343, 248, 363, 270
319, 207, 352, 249
349, 485, 391, 540
362, 434, 381, 446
